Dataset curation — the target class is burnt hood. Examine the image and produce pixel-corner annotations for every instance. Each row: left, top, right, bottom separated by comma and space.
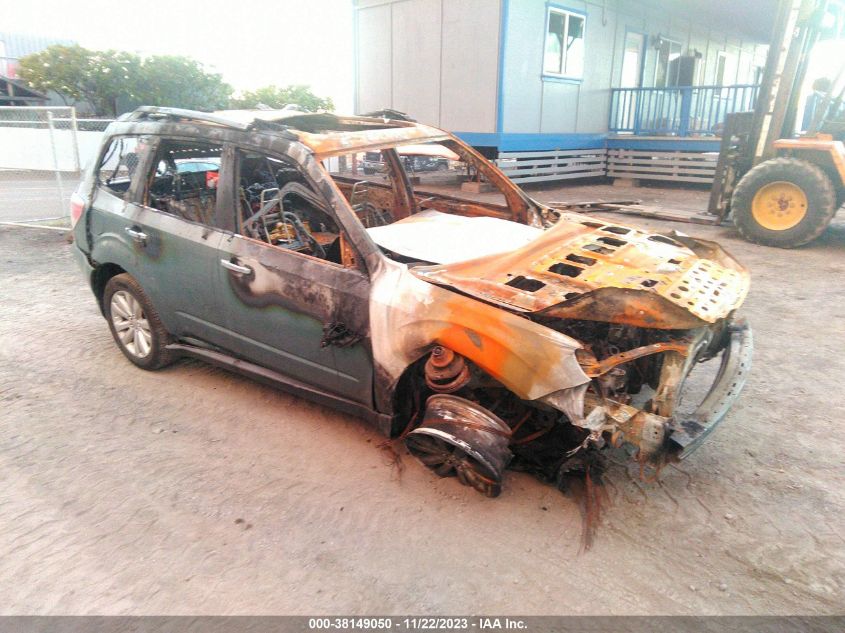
404, 212, 750, 330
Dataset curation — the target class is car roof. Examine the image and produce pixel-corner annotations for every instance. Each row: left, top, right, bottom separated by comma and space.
120, 106, 451, 159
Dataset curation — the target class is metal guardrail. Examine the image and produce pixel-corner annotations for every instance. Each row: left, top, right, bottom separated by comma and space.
609, 84, 760, 137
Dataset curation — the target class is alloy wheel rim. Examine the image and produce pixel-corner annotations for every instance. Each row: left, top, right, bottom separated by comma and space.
110, 290, 152, 358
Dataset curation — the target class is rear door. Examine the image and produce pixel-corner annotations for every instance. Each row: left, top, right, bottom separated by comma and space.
86, 136, 149, 281
213, 146, 373, 405
123, 136, 228, 346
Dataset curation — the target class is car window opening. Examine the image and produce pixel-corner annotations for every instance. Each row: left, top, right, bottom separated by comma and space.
236, 151, 346, 265
148, 141, 222, 226
99, 136, 144, 194
323, 139, 529, 266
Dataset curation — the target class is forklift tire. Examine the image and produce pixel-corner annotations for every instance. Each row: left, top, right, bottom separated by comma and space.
731, 157, 836, 248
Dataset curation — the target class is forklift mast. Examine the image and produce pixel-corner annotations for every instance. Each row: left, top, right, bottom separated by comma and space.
708, 0, 831, 219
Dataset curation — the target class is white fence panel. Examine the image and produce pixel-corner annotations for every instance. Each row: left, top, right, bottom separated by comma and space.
0, 107, 112, 223
0, 126, 105, 171
497, 149, 607, 184
606, 149, 718, 184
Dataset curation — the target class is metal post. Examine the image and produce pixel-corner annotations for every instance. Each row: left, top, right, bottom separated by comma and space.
751, 0, 812, 164
69, 106, 81, 173
679, 87, 693, 136
46, 111, 67, 218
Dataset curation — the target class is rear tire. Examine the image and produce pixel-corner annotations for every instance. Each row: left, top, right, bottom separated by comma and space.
103, 273, 176, 370
731, 157, 836, 248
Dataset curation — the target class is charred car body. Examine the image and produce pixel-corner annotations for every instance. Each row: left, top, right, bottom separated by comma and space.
71, 107, 752, 497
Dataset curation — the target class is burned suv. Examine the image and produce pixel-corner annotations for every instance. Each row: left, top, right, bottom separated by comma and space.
71, 107, 752, 497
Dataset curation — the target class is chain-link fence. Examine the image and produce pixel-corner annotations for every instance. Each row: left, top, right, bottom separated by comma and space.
0, 106, 113, 226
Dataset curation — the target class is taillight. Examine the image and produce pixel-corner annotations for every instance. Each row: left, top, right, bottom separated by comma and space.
70, 193, 86, 227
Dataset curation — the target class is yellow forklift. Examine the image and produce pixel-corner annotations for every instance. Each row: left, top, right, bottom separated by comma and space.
709, 0, 845, 247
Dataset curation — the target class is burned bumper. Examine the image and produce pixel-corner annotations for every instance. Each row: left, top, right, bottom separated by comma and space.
668, 319, 753, 459
561, 318, 753, 465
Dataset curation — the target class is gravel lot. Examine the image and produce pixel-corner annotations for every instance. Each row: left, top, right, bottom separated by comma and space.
1, 182, 843, 615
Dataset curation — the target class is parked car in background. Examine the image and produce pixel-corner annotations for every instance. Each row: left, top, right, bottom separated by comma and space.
363, 151, 449, 175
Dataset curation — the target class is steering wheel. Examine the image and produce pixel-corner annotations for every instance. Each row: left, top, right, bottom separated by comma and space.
281, 211, 325, 259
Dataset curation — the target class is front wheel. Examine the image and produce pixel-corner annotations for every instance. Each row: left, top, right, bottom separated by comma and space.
103, 273, 176, 370
731, 157, 836, 248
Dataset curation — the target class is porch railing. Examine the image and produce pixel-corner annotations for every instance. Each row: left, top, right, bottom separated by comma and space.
609, 84, 760, 137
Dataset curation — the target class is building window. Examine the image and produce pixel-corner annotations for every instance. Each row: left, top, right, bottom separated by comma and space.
543, 7, 585, 79
654, 36, 682, 88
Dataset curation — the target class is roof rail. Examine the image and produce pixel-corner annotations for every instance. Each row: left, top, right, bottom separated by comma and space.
126, 106, 300, 141
128, 106, 253, 130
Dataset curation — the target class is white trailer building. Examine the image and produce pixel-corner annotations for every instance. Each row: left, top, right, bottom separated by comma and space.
353, 0, 773, 183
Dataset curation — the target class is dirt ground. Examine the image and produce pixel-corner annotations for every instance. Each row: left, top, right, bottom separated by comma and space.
0, 181, 843, 615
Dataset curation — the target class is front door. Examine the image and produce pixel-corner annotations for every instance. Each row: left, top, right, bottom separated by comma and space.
214, 147, 373, 405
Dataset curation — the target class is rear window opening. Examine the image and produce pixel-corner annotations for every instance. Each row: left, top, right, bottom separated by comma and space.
98, 136, 145, 195
148, 140, 222, 226
505, 276, 546, 292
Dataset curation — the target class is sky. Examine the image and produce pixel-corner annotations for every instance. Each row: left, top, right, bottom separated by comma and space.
806, 40, 845, 88
0, 0, 355, 111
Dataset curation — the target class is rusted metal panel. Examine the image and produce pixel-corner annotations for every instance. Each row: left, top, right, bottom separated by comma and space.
413, 214, 750, 329
368, 257, 590, 406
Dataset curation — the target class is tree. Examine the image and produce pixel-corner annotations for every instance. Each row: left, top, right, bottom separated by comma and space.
230, 84, 334, 112
18, 44, 142, 116
133, 56, 232, 112
18, 45, 233, 116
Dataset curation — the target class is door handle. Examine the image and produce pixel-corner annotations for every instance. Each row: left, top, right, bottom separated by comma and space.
125, 227, 148, 244
220, 259, 252, 275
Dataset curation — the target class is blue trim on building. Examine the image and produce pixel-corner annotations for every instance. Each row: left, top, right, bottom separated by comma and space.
500, 133, 605, 151
495, 0, 510, 134
453, 132, 606, 151
606, 137, 722, 152
453, 132, 502, 147
454, 132, 722, 154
